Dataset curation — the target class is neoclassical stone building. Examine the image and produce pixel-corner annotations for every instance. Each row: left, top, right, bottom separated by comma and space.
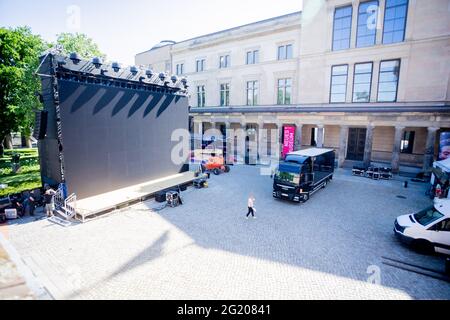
136, 0, 450, 173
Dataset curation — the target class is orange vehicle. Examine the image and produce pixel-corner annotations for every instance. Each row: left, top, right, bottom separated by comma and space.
203, 156, 231, 175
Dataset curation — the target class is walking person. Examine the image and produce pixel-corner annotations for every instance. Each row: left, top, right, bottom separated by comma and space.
246, 193, 256, 219
44, 186, 56, 218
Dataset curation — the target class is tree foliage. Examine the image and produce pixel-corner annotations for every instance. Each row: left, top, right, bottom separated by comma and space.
0, 29, 106, 156
0, 26, 46, 153
55, 33, 106, 60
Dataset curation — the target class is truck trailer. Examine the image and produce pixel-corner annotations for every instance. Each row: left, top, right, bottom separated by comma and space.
273, 148, 335, 203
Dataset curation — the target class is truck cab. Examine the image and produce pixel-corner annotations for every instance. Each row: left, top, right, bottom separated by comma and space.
273, 148, 335, 203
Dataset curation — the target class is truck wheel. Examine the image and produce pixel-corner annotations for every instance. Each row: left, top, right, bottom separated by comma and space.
412, 239, 433, 255
322, 180, 328, 188
302, 194, 309, 202
213, 168, 220, 175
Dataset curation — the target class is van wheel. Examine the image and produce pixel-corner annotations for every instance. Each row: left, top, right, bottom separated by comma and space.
302, 194, 310, 202
412, 239, 433, 255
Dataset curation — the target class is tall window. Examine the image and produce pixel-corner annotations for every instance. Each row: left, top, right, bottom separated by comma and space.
196, 59, 205, 72
277, 78, 292, 105
356, 1, 379, 48
332, 5, 352, 51
330, 65, 348, 103
197, 85, 206, 107
383, 0, 409, 44
246, 50, 259, 65
277, 44, 293, 60
378, 59, 400, 102
165, 61, 171, 73
219, 55, 230, 69
352, 62, 373, 103
220, 83, 230, 106
246, 81, 259, 106
401, 131, 415, 154
176, 63, 184, 76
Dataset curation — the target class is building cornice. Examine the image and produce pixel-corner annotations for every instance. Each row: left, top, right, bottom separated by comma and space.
171, 13, 301, 53
190, 102, 450, 114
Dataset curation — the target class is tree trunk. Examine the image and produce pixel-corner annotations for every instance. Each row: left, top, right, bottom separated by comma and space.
20, 134, 32, 148
0, 139, 4, 158
25, 136, 32, 148
4, 134, 13, 149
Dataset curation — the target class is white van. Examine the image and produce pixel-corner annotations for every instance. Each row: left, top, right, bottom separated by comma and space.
394, 199, 450, 255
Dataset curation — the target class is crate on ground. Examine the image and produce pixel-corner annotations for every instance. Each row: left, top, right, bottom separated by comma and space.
5, 208, 17, 219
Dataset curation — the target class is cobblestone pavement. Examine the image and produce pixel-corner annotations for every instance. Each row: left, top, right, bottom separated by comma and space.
2, 166, 449, 300
0, 235, 34, 299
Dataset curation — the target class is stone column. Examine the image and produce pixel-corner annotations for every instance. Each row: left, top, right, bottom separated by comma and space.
338, 125, 349, 168
238, 122, 246, 164
391, 126, 405, 173
316, 125, 324, 148
294, 122, 303, 151
257, 121, 266, 164
363, 125, 374, 167
273, 121, 283, 161
423, 127, 439, 173
225, 122, 232, 164
194, 121, 203, 151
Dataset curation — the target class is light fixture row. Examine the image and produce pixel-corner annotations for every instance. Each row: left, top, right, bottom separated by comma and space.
55, 52, 189, 93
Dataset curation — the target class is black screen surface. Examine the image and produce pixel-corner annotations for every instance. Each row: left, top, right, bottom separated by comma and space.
57, 79, 189, 199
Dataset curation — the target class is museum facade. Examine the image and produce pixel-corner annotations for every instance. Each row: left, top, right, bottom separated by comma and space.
135, 0, 450, 173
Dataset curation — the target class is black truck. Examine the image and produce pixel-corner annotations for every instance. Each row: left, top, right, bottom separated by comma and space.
273, 148, 335, 203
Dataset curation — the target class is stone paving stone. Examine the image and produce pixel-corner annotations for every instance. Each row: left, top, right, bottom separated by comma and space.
0, 243, 34, 299
3, 166, 450, 300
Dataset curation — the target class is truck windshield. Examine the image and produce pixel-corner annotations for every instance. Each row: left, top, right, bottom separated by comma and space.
414, 206, 444, 226
274, 171, 300, 185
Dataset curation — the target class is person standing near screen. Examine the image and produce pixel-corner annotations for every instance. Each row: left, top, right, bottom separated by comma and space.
44, 186, 56, 218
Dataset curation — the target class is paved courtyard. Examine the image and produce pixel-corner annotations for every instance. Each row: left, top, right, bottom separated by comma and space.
1, 165, 449, 300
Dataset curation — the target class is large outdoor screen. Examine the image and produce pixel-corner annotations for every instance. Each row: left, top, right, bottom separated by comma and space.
57, 79, 189, 199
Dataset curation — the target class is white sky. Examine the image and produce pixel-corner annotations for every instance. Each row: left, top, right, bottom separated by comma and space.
0, 0, 303, 65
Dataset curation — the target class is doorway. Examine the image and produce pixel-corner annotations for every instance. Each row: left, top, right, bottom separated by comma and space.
347, 128, 366, 161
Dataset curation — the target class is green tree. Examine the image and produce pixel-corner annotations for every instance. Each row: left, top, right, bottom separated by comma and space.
0, 26, 47, 156
55, 33, 106, 60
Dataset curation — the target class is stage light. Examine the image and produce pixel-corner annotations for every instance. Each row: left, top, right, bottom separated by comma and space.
171, 75, 178, 84
92, 57, 102, 69
159, 73, 170, 86
145, 69, 153, 79
56, 57, 66, 66
181, 77, 188, 89
69, 52, 81, 64
111, 62, 121, 72
139, 76, 146, 82
101, 68, 108, 76
130, 66, 139, 76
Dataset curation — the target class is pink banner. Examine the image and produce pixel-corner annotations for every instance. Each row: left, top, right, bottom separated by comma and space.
282, 126, 295, 158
